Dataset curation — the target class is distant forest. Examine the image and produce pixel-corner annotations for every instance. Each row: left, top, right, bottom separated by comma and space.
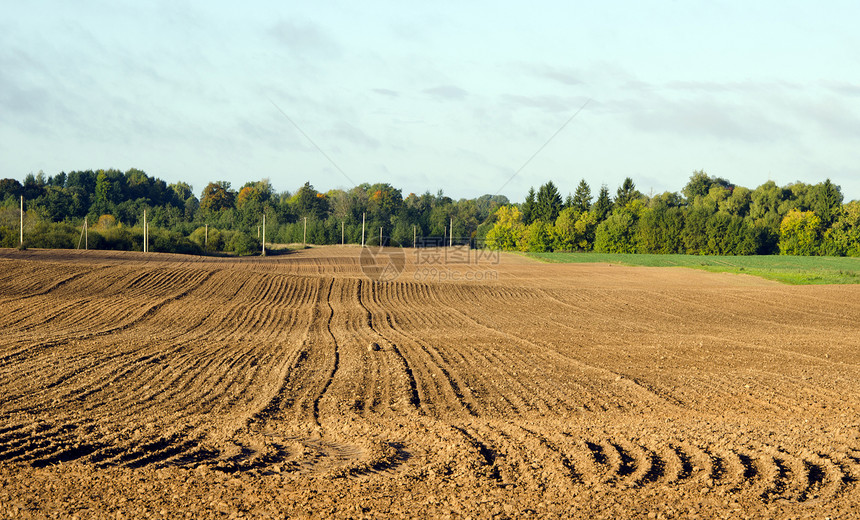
1, 169, 858, 257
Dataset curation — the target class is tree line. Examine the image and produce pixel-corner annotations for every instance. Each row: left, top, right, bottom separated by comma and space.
1, 168, 858, 256
486, 172, 859, 256
0, 169, 507, 254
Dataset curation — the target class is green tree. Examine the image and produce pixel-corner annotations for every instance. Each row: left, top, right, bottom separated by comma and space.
170, 181, 194, 202
573, 211, 598, 251
554, 207, 598, 251
390, 220, 413, 246
552, 207, 579, 252
519, 219, 553, 252
594, 204, 641, 253
811, 179, 843, 227
570, 179, 592, 213
0, 179, 23, 200
682, 170, 732, 202
38, 186, 77, 222
22, 172, 47, 200
593, 184, 612, 222
705, 212, 757, 255
124, 168, 152, 201
647, 191, 684, 209
450, 199, 481, 242
749, 180, 790, 254
291, 182, 328, 220
822, 200, 860, 256
720, 186, 751, 217
614, 177, 641, 208
66, 170, 97, 209
534, 181, 563, 223
428, 204, 453, 237
48, 171, 67, 187
637, 204, 684, 254
235, 184, 267, 230
521, 187, 536, 225
682, 206, 711, 254
750, 181, 788, 226
93, 170, 123, 214
474, 194, 509, 222
368, 183, 403, 223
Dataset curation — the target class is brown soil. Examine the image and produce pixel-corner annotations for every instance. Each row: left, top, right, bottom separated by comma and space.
0, 246, 857, 519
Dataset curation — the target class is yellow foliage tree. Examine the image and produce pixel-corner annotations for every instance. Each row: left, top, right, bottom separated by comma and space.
97, 214, 117, 230
778, 209, 821, 256
485, 205, 524, 251
236, 186, 261, 209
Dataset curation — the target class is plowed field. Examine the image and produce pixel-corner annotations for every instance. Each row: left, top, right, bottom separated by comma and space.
0, 246, 858, 518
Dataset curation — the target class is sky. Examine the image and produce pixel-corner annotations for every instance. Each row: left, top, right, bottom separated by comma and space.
2, 1, 860, 203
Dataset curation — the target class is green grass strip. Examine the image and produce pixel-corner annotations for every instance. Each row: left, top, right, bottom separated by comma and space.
523, 252, 860, 285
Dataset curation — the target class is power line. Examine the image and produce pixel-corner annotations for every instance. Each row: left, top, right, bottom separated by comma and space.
495, 98, 591, 196
269, 98, 356, 186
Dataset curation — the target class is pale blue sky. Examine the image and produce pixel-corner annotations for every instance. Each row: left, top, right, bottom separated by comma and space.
2, 1, 859, 202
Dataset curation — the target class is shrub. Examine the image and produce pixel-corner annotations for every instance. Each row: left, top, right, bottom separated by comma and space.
222, 230, 260, 255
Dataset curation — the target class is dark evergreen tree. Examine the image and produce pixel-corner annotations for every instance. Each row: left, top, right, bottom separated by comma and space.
614, 177, 641, 208
521, 187, 536, 225
593, 184, 612, 221
564, 193, 574, 208
813, 179, 843, 227
22, 172, 47, 200
535, 181, 563, 222
48, 172, 67, 187
292, 181, 328, 220
571, 179, 592, 213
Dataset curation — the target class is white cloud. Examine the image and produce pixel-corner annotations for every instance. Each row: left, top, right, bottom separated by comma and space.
423, 85, 468, 100
269, 19, 341, 58
327, 121, 380, 150
527, 64, 583, 86
501, 94, 573, 114
372, 88, 399, 97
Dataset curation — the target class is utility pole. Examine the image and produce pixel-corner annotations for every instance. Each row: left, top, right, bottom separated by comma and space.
262, 213, 267, 256
413, 225, 416, 248
19, 195, 23, 246
361, 212, 366, 247
302, 216, 307, 248
379, 226, 383, 247
341, 221, 345, 245
143, 209, 147, 253
78, 218, 85, 250
205, 224, 208, 249
449, 217, 453, 247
